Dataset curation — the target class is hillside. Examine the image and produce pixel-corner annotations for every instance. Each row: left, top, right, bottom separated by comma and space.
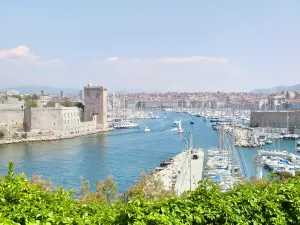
0, 86, 80, 94
251, 84, 300, 93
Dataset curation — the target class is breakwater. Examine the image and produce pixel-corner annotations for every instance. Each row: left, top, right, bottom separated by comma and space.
222, 126, 260, 147
155, 150, 190, 190
154, 148, 204, 195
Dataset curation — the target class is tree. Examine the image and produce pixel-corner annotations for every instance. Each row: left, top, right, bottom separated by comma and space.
60, 101, 75, 107
25, 99, 38, 108
0, 129, 5, 138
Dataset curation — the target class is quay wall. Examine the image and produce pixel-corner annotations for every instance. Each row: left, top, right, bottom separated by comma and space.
250, 111, 300, 130
0, 127, 113, 145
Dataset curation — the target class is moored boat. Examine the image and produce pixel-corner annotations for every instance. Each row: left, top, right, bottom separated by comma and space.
114, 120, 139, 129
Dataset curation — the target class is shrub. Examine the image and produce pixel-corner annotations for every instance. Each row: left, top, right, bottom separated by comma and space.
0, 129, 5, 138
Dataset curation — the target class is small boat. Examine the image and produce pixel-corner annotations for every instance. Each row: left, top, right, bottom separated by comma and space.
190, 121, 194, 125
265, 139, 272, 144
178, 129, 184, 134
178, 121, 184, 134
296, 140, 300, 151
174, 120, 180, 127
283, 134, 292, 140
144, 127, 150, 132
114, 120, 139, 129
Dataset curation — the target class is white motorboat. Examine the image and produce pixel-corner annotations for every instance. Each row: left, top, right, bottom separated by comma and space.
265, 138, 272, 144
144, 127, 150, 132
174, 120, 181, 127
177, 121, 184, 134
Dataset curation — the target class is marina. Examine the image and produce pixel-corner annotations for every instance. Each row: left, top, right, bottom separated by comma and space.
0, 110, 299, 193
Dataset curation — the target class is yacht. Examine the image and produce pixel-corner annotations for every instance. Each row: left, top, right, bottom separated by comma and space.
174, 120, 180, 127
265, 138, 272, 144
177, 121, 184, 134
114, 120, 139, 129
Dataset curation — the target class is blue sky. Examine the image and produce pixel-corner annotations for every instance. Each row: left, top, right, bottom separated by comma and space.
1, 1, 299, 92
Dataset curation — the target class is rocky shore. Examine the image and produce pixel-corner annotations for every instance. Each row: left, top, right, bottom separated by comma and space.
223, 125, 260, 147
0, 128, 114, 145
154, 150, 189, 190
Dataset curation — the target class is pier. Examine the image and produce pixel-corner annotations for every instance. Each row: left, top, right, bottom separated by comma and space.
175, 149, 204, 195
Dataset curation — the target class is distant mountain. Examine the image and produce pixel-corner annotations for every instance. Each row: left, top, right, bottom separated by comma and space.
0, 86, 81, 94
251, 84, 300, 94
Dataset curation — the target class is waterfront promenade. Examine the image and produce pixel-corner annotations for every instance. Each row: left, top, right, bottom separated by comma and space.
175, 149, 204, 195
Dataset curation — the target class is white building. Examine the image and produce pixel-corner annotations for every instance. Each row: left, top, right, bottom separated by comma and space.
5, 90, 20, 96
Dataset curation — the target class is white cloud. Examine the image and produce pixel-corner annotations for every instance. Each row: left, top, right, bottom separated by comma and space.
0, 45, 61, 67
104, 56, 119, 63
97, 56, 229, 65
156, 56, 229, 64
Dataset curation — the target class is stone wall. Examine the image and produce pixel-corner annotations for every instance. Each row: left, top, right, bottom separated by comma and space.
0, 109, 24, 126
250, 111, 300, 130
24, 107, 96, 135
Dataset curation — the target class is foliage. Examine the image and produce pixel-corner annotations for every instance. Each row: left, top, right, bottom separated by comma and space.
78, 175, 118, 205
1, 162, 300, 224
24, 99, 38, 108
0, 129, 5, 138
125, 171, 176, 202
60, 101, 76, 107
24, 95, 39, 108
75, 102, 84, 109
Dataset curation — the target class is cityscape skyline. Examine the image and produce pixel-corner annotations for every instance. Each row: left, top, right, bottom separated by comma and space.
1, 1, 300, 92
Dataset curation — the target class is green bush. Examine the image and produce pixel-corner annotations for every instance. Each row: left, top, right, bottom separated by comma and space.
0, 129, 5, 138
0, 162, 300, 224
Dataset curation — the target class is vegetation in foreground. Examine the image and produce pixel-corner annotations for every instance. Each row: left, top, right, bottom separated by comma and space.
0, 163, 300, 225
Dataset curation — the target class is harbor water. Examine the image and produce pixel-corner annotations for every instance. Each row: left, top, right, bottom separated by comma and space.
0, 111, 298, 192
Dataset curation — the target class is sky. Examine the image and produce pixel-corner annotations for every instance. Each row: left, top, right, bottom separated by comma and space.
1, 0, 300, 92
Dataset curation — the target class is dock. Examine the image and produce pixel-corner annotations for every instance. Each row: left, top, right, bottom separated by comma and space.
174, 149, 204, 195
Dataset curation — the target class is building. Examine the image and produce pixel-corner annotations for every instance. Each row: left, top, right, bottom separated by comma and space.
84, 83, 107, 129
268, 95, 284, 111
5, 90, 20, 96
23, 104, 96, 135
250, 111, 300, 131
41, 90, 47, 96
39, 95, 52, 107
60, 91, 66, 99
79, 90, 84, 101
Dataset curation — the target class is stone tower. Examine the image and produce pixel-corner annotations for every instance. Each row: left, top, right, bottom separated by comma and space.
83, 83, 107, 129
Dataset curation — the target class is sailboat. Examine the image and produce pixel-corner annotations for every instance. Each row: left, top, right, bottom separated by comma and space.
178, 121, 184, 134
